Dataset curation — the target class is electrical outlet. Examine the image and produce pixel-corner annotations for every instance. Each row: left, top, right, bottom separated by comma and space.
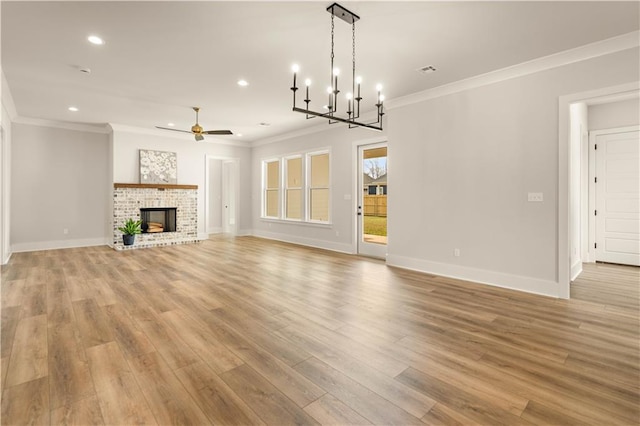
528, 192, 544, 202
454, 248, 460, 257
335, 231, 340, 236
63, 228, 69, 235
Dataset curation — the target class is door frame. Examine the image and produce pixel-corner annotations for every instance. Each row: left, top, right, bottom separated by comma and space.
354, 138, 388, 258
204, 155, 240, 236
588, 125, 640, 264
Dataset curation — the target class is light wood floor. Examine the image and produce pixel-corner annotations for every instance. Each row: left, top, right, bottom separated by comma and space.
1, 236, 638, 425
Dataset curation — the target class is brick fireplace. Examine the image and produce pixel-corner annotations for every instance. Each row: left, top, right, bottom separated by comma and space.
113, 183, 198, 250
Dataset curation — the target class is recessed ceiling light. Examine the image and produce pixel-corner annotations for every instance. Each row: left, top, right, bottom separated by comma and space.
167, 122, 175, 127
68, 106, 79, 112
88, 35, 105, 45
236, 133, 243, 137
237, 80, 249, 87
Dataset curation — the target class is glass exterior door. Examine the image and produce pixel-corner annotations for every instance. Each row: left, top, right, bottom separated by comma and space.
358, 143, 387, 258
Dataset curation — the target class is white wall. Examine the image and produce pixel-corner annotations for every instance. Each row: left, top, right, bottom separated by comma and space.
251, 125, 386, 253
111, 127, 252, 237
589, 98, 640, 130
11, 123, 110, 251
386, 48, 638, 297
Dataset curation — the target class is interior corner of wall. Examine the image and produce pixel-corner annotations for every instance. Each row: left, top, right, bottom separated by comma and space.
1, 71, 18, 121
571, 260, 583, 282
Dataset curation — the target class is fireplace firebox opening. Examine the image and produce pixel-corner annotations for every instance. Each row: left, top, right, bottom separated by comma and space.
140, 207, 177, 233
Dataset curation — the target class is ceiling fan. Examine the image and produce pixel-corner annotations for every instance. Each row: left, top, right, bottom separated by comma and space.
156, 107, 233, 141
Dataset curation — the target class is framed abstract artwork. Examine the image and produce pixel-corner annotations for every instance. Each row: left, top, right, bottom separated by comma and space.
139, 149, 177, 184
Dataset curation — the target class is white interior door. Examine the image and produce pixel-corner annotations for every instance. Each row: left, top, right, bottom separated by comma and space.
206, 158, 223, 234
357, 143, 387, 258
594, 129, 640, 266
222, 160, 238, 235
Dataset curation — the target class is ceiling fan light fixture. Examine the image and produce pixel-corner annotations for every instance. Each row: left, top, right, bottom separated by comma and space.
155, 106, 233, 141
290, 2, 385, 131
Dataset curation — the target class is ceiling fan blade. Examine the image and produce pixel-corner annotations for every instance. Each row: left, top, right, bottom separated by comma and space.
203, 130, 233, 135
155, 126, 192, 134
195, 133, 204, 142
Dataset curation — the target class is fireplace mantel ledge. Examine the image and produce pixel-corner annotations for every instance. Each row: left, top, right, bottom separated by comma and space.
114, 183, 198, 190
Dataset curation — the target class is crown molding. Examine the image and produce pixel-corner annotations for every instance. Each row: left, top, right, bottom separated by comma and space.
251, 122, 335, 148
387, 31, 640, 111
108, 123, 252, 148
584, 89, 639, 106
1, 71, 18, 121
13, 116, 111, 134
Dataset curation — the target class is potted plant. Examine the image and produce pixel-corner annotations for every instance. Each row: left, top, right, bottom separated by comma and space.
118, 218, 142, 246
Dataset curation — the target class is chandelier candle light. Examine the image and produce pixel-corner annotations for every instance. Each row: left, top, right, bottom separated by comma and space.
290, 3, 385, 131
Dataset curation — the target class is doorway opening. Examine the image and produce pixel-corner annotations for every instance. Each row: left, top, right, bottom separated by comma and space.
205, 156, 239, 236
357, 142, 388, 258
561, 82, 639, 298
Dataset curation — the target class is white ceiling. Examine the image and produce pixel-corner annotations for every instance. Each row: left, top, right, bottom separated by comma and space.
2, 1, 639, 143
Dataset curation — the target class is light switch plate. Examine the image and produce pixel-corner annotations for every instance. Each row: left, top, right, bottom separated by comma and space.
528, 192, 543, 202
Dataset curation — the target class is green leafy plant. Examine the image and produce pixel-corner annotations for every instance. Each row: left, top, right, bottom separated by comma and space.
118, 218, 142, 235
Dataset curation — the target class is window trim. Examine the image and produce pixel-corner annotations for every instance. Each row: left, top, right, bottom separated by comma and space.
284, 155, 303, 222
306, 150, 331, 224
262, 158, 280, 219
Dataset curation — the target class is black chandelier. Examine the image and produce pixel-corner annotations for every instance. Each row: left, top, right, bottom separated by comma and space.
290, 3, 384, 131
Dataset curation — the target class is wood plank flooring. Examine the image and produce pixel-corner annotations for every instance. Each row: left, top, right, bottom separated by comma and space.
1, 236, 638, 425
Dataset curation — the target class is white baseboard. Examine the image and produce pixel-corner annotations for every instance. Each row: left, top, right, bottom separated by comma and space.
197, 232, 210, 241
571, 260, 583, 281
11, 237, 111, 253
386, 254, 562, 298
237, 229, 253, 237
2, 251, 12, 265
252, 229, 353, 254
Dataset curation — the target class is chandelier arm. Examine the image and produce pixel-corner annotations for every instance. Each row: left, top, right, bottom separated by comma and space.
293, 107, 382, 131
